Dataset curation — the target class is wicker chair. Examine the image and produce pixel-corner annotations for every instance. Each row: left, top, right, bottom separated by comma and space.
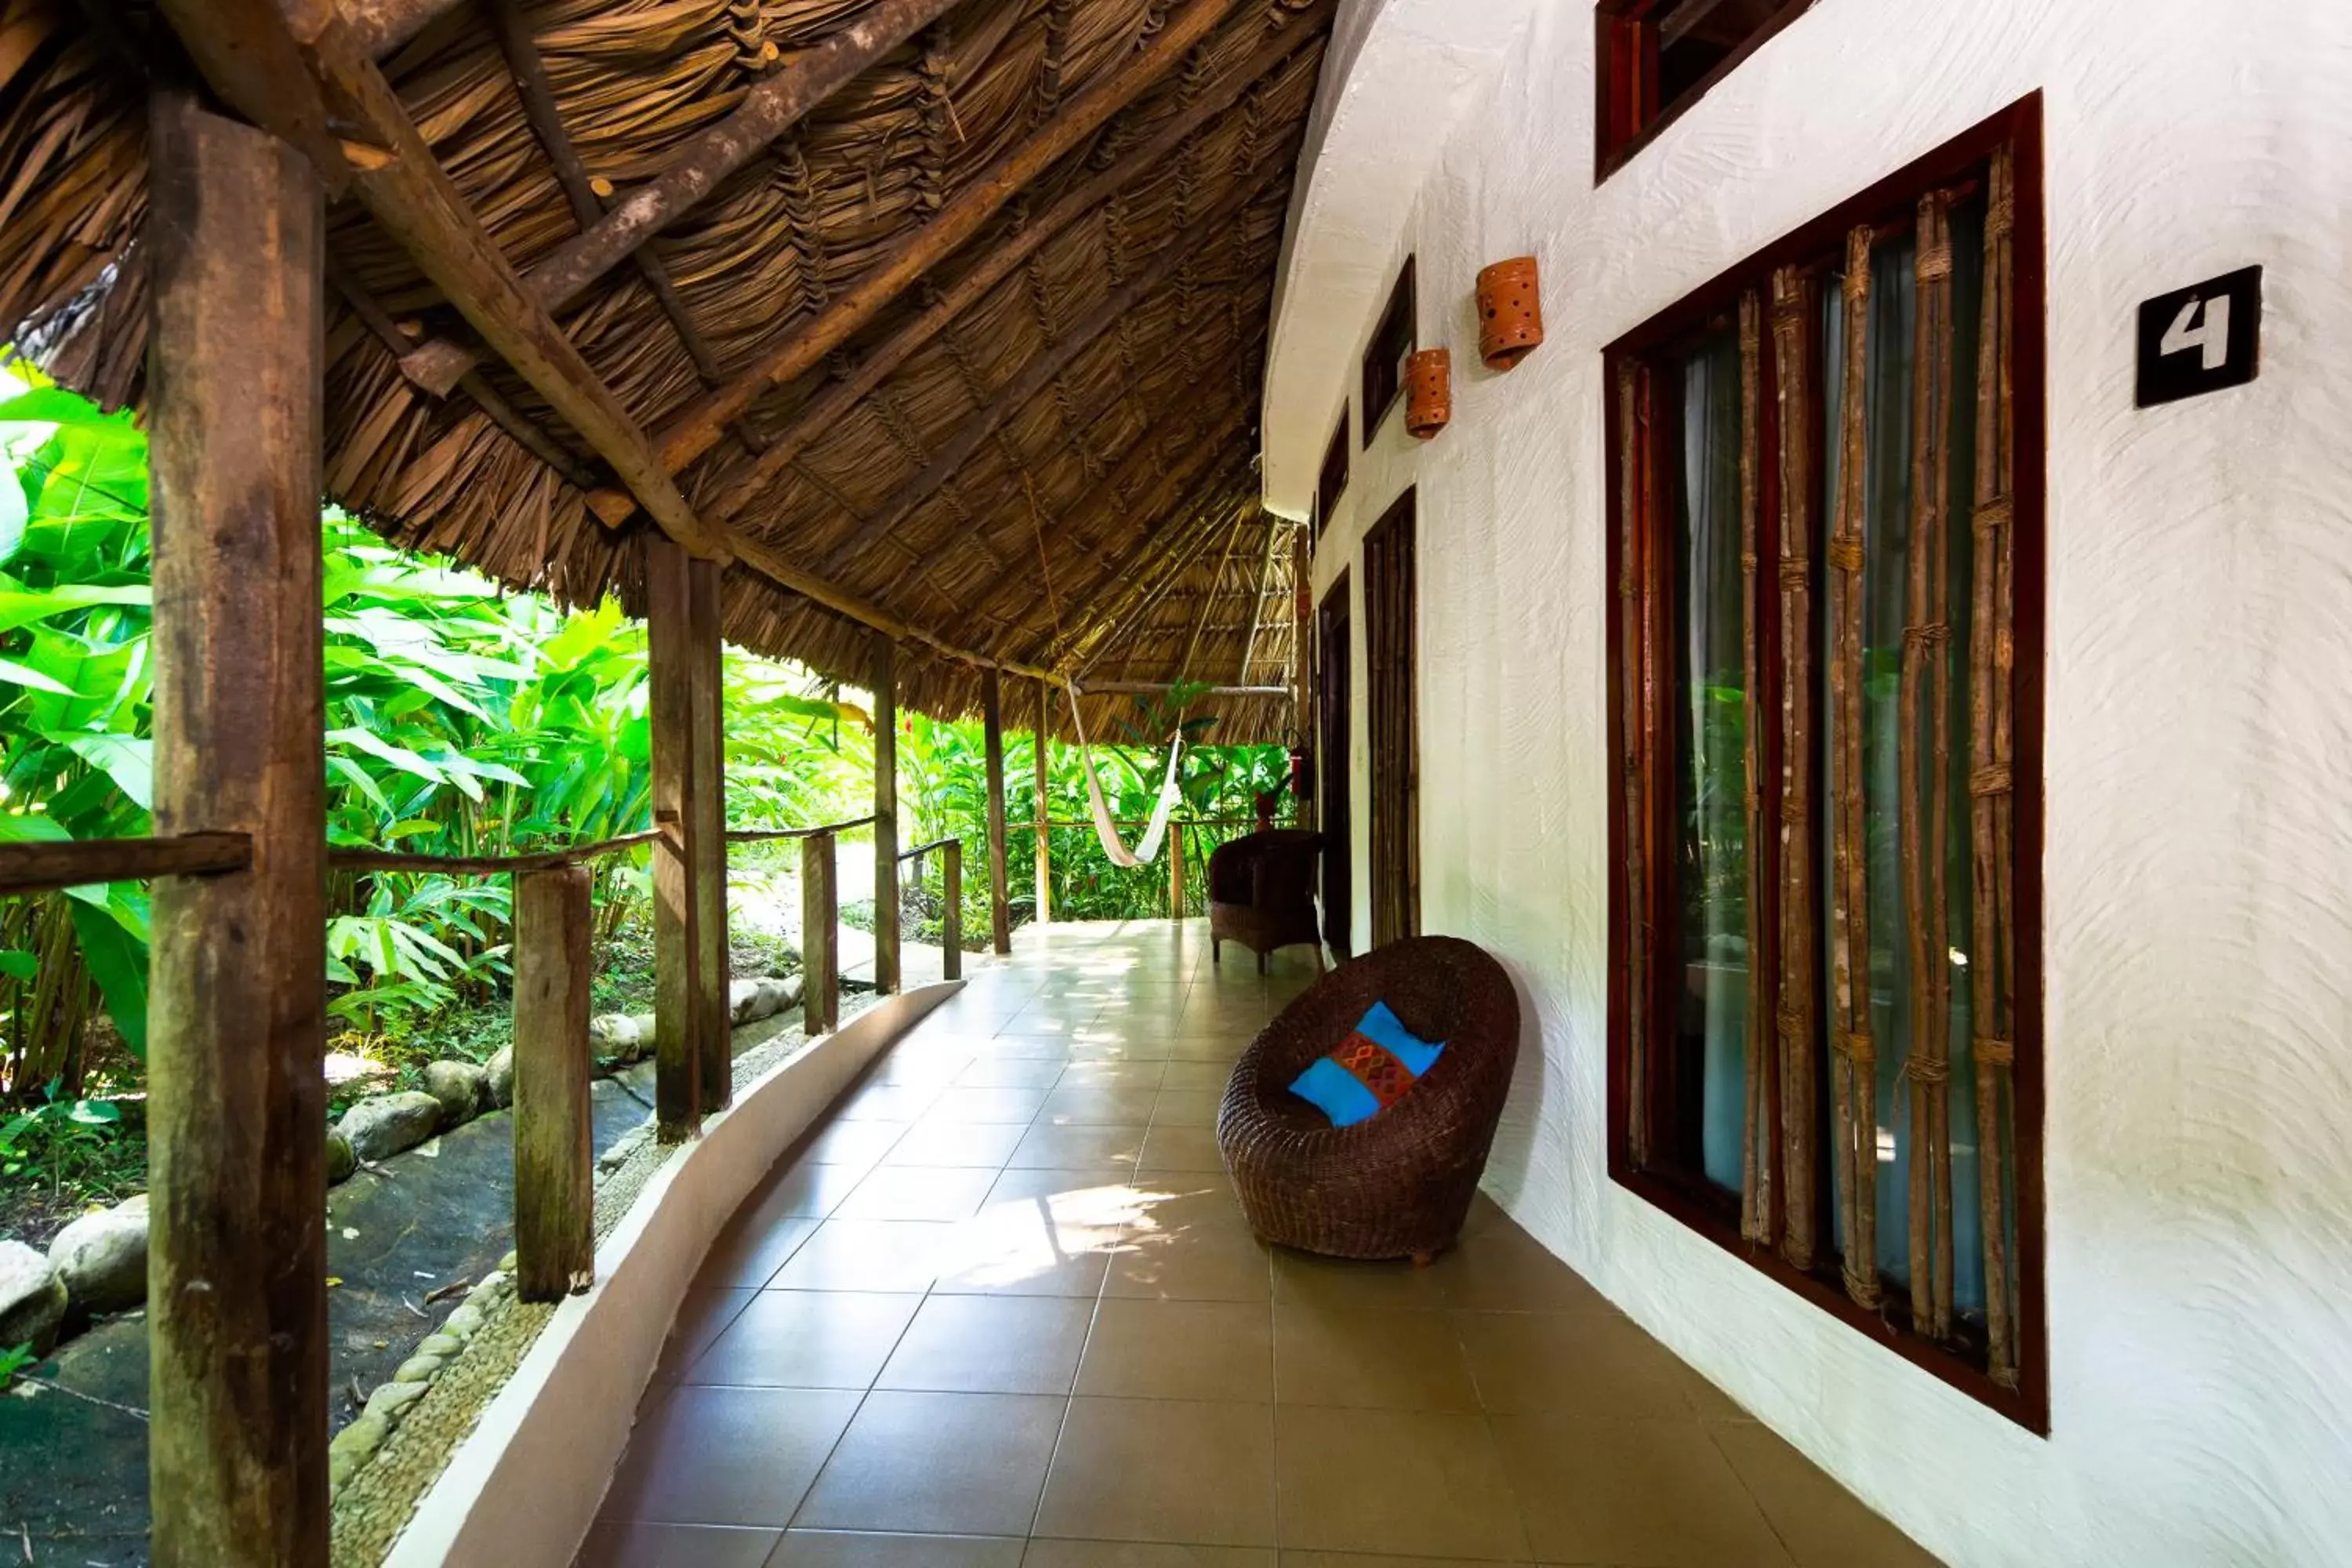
1216, 936, 1519, 1262
1207, 829, 1325, 973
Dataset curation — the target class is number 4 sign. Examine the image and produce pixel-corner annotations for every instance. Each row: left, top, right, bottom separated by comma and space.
2136, 265, 2262, 407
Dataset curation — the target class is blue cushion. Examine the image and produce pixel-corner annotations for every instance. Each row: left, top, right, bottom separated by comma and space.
1289, 1001, 1446, 1127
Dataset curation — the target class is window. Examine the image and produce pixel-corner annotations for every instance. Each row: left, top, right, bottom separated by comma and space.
1316, 407, 1351, 535
1595, 0, 1815, 180
1363, 489, 1418, 946
1605, 100, 2045, 1428
1361, 258, 1415, 442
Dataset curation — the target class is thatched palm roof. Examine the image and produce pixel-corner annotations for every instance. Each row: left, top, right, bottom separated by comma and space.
0, 0, 1327, 739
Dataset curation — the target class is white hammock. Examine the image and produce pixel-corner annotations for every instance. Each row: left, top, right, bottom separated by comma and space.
1065, 678, 1184, 868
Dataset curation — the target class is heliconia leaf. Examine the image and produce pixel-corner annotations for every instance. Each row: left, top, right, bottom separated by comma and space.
67, 895, 147, 1060
49, 733, 151, 810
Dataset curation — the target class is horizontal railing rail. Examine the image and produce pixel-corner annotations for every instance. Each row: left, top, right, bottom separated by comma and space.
0, 831, 253, 899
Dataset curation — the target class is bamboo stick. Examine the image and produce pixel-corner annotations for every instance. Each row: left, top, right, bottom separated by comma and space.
1736, 289, 1772, 1244
1034, 678, 1053, 924
1901, 191, 1958, 1339
1769, 265, 1818, 1268
1827, 223, 1881, 1308
1617, 361, 1650, 1167
1970, 146, 2020, 1387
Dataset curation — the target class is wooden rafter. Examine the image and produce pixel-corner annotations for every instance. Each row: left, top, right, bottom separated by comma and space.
1052, 453, 1258, 670
642, 0, 1252, 481
816, 166, 1282, 574
1069, 495, 1261, 676
398, 0, 975, 394
157, 0, 735, 560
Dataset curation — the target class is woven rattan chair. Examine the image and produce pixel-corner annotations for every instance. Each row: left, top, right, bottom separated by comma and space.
1216, 935, 1519, 1262
1208, 829, 1325, 973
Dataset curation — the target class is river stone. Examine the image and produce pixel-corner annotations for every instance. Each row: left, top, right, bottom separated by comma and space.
417, 1332, 462, 1359
47, 1195, 149, 1316
421, 1060, 488, 1127
485, 1045, 515, 1109
325, 1130, 358, 1184
362, 1378, 430, 1423
393, 1352, 446, 1384
0, 1240, 67, 1355
443, 1303, 485, 1338
728, 978, 764, 1024
336, 1091, 444, 1163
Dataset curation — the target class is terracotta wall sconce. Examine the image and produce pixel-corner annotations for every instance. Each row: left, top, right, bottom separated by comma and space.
1476, 255, 1544, 371
1406, 347, 1451, 440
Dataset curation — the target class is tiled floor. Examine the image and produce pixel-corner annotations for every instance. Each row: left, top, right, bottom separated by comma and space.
580, 920, 1940, 1568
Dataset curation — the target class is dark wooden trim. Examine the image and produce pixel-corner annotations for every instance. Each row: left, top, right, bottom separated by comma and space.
1316, 570, 1352, 960
1316, 406, 1351, 535
1361, 257, 1417, 445
0, 831, 251, 898
1593, 0, 1818, 183
1363, 489, 1417, 946
1601, 95, 2049, 1433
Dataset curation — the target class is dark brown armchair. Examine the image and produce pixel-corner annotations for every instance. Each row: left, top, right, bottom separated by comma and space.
1208, 829, 1325, 973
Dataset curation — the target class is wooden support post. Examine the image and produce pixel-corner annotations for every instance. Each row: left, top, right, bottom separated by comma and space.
800, 831, 838, 1035
512, 866, 593, 1302
689, 557, 730, 1112
646, 535, 702, 1142
982, 668, 1011, 954
1034, 679, 1053, 925
872, 633, 901, 994
1169, 826, 1186, 922
941, 840, 964, 982
145, 93, 329, 1567
1293, 525, 1315, 822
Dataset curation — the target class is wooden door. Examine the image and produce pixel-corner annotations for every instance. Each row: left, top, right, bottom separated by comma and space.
1363, 491, 1419, 946
1316, 572, 1352, 960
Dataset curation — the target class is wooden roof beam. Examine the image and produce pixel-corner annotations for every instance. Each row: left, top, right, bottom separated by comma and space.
640, 0, 1252, 482
345, 0, 467, 57
398, 0, 974, 394
815, 180, 1275, 575
706, 3, 1332, 524
158, 0, 733, 560
1040, 448, 1257, 669
965, 401, 1250, 647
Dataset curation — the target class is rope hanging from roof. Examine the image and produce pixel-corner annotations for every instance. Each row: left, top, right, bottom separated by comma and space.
1065, 677, 1183, 868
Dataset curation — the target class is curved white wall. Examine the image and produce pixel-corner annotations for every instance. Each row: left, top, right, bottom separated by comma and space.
1272, 2, 2352, 1564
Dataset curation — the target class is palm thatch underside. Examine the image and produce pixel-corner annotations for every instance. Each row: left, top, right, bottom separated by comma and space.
0, 0, 1330, 739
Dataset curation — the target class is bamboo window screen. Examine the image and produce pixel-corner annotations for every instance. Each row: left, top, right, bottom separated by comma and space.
1613, 148, 2025, 1389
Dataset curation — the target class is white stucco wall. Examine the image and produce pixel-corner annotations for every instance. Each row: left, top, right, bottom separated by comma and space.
1267, 2, 2352, 1564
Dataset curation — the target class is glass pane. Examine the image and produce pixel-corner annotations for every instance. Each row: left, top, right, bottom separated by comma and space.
1668, 327, 1748, 1194
1820, 199, 1996, 1324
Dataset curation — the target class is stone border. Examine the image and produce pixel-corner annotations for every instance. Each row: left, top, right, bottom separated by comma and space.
382, 982, 960, 1568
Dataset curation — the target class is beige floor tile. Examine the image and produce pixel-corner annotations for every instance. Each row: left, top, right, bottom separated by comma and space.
1135, 1124, 1229, 1174
1057, 1060, 1170, 1090
885, 1120, 1033, 1169
1160, 1036, 1249, 1062
960, 1057, 1075, 1088
802, 1121, 911, 1165
766, 1219, 961, 1294
684, 1290, 922, 1389
1123, 1178, 1251, 1238
873, 1048, 975, 1087
649, 1287, 755, 1388
1270, 1251, 1449, 1312
746, 1159, 871, 1220
1106, 1223, 1272, 1302
1276, 1553, 1512, 1567
1490, 1414, 1791, 1568
1273, 1405, 1529, 1561
837, 1083, 947, 1121
978, 1034, 1084, 1060
1042, 1087, 1167, 1126
1147, 1088, 1225, 1128
1454, 1309, 1701, 1419
575, 1519, 781, 1567
1067, 1036, 1178, 1062
1708, 1422, 1945, 1566
935, 1207, 1123, 1298
697, 1214, 823, 1290
1034, 1398, 1276, 1547
983, 1166, 1154, 1218
769, 1531, 1025, 1566
1272, 1304, 1479, 1412
927, 1087, 1055, 1124
833, 1165, 1000, 1222
1024, 1543, 1272, 1567
601, 1385, 862, 1528
795, 1390, 1065, 1537
1426, 1232, 1616, 1313
877, 1294, 1095, 1395
1009, 1122, 1149, 1168
1157, 1060, 1240, 1093
1077, 1298, 1273, 1402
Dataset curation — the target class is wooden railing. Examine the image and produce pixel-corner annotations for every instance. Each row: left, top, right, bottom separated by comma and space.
0, 815, 877, 1306
898, 835, 964, 982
